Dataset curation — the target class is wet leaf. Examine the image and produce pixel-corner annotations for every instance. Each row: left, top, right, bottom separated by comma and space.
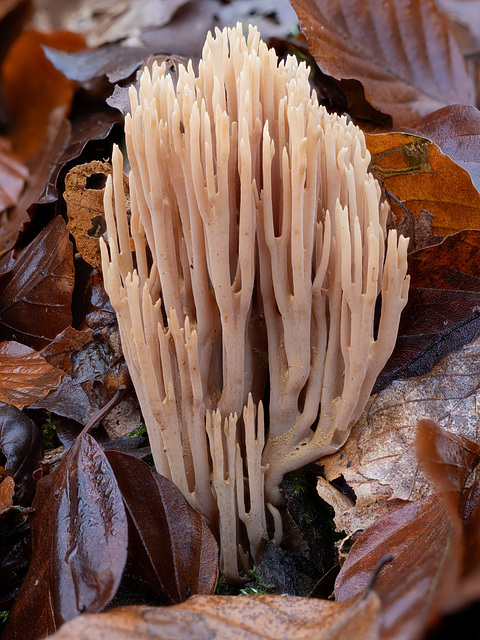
365, 133, 480, 244
0, 402, 43, 504
335, 493, 459, 640
0, 341, 63, 408
1, 29, 85, 160
289, 0, 474, 126
377, 229, 480, 390
0, 216, 75, 350
2, 428, 128, 639
40, 326, 94, 375
44, 592, 382, 640
106, 451, 218, 604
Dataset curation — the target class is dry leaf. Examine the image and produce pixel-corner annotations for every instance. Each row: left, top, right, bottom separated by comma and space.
45, 592, 382, 640
335, 494, 459, 640
64, 161, 128, 270
30, 0, 188, 48
0, 475, 15, 509
0, 137, 28, 213
365, 132, 480, 242
321, 334, 480, 536
404, 104, 480, 193
289, 0, 474, 126
1, 29, 85, 160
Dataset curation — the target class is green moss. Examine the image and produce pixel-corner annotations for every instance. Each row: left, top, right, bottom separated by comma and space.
126, 424, 147, 438
239, 567, 275, 595
41, 412, 58, 449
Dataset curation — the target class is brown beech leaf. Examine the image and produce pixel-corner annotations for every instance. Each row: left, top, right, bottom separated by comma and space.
0, 402, 43, 504
335, 493, 459, 640
416, 419, 480, 613
0, 475, 15, 509
0, 216, 75, 350
404, 104, 480, 194
289, 0, 474, 126
1, 29, 85, 160
105, 451, 218, 604
365, 133, 480, 245
377, 229, 480, 391
45, 592, 382, 640
40, 326, 94, 375
2, 429, 128, 640
0, 137, 28, 213
0, 341, 63, 408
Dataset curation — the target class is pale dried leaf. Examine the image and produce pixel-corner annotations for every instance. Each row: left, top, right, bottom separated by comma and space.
46, 593, 381, 640
321, 335, 480, 535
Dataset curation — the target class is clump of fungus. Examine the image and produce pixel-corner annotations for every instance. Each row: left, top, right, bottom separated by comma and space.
101, 23, 410, 582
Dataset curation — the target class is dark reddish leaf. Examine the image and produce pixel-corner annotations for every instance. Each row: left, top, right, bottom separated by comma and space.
2, 429, 128, 639
40, 326, 93, 375
0, 341, 63, 408
335, 493, 459, 640
376, 230, 480, 391
289, 0, 474, 126
404, 105, 480, 194
416, 419, 480, 514
105, 451, 218, 604
416, 419, 480, 613
365, 132, 480, 244
0, 402, 43, 504
42, 592, 382, 640
1, 29, 85, 161
0, 216, 75, 349
0, 109, 71, 258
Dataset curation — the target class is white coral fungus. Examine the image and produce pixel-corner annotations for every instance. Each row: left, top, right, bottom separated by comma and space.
101, 23, 409, 581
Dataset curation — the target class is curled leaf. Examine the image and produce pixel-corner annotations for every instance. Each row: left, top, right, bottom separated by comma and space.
0, 402, 43, 504
2, 430, 128, 639
106, 451, 218, 604
0, 341, 63, 408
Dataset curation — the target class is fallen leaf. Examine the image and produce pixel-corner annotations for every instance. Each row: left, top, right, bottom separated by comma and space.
404, 104, 480, 194
0, 137, 28, 213
0, 216, 75, 350
0, 341, 63, 409
64, 161, 127, 270
106, 451, 218, 604
0, 475, 15, 509
377, 229, 480, 390
322, 333, 480, 536
29, 0, 188, 48
289, 0, 474, 126
1, 29, 85, 160
416, 419, 480, 613
40, 326, 94, 375
44, 592, 382, 640
1, 425, 128, 639
0, 402, 43, 504
0, 108, 71, 258
365, 132, 480, 243
335, 494, 459, 640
